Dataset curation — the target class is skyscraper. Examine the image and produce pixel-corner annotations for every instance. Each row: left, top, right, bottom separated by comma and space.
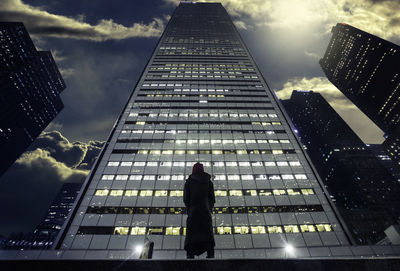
282, 90, 400, 244
320, 23, 400, 166
57, 3, 351, 258
320, 23, 400, 134
0, 22, 66, 177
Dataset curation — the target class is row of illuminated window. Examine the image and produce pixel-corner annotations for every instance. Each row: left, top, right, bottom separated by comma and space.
94, 188, 315, 197
147, 74, 258, 80
100, 173, 307, 181
86, 205, 324, 215
77, 224, 333, 236
140, 88, 265, 93
111, 149, 296, 155
116, 139, 291, 145
134, 100, 269, 104
130, 105, 276, 111
150, 63, 252, 68
107, 160, 300, 167
129, 112, 278, 118
142, 83, 263, 88
139, 94, 265, 98
120, 129, 284, 135
131, 121, 281, 126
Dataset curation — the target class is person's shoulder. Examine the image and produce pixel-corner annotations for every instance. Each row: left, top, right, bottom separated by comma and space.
203, 172, 211, 180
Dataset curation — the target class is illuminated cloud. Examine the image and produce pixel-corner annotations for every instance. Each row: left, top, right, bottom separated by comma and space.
0, 131, 103, 235
164, 0, 400, 42
0, 0, 166, 41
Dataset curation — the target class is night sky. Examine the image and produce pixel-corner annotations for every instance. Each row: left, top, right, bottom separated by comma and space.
0, 0, 399, 236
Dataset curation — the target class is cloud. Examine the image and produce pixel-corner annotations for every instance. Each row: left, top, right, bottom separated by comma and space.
276, 77, 384, 144
164, 0, 400, 43
59, 68, 75, 78
0, 131, 104, 235
0, 0, 166, 41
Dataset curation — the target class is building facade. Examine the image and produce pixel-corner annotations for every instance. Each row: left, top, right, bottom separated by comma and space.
57, 3, 351, 259
319, 23, 400, 165
0, 22, 66, 177
282, 90, 400, 244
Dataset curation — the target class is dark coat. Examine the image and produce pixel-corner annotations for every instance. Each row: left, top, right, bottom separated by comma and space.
183, 172, 215, 255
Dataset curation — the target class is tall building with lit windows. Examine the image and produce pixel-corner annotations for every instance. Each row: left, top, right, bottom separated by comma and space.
282, 90, 400, 244
320, 23, 400, 166
0, 22, 66, 177
57, 3, 352, 259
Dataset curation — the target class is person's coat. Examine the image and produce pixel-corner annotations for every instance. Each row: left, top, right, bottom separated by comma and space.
183, 172, 215, 255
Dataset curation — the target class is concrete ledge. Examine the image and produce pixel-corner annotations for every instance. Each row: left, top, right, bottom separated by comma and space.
0, 258, 400, 271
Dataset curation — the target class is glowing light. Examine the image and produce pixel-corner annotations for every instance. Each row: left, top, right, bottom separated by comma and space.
135, 245, 143, 254
285, 244, 295, 254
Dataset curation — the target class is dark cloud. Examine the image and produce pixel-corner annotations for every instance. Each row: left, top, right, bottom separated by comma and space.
0, 131, 103, 236
0, 0, 166, 41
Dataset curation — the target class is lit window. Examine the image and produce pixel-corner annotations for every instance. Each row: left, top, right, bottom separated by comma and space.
129, 175, 142, 180
268, 226, 283, 234
171, 175, 184, 180
269, 175, 281, 180
215, 190, 227, 196
136, 121, 146, 125
252, 162, 263, 167
101, 175, 114, 180
114, 227, 129, 235
173, 162, 185, 167
155, 190, 168, 197
265, 162, 276, 167
245, 190, 257, 196
282, 174, 294, 180
187, 150, 197, 155
301, 189, 314, 195
140, 190, 153, 196
175, 150, 185, 155
158, 175, 171, 181
237, 150, 247, 155
234, 139, 245, 144
143, 175, 156, 180
316, 224, 332, 232
107, 162, 119, 167
211, 140, 221, 144
300, 225, 316, 232
226, 161, 237, 167
289, 161, 301, 166
229, 190, 243, 196
212, 150, 222, 155
150, 150, 161, 155
234, 226, 249, 234
239, 162, 250, 166
273, 189, 286, 195
241, 175, 253, 180
272, 150, 283, 154
227, 175, 240, 180
125, 190, 138, 196
147, 227, 163, 235
134, 162, 146, 166
120, 162, 132, 167
277, 162, 288, 166
170, 190, 183, 197
138, 150, 148, 154
131, 227, 146, 235
251, 226, 266, 234
295, 174, 307, 179
214, 175, 226, 180
160, 162, 172, 167
255, 175, 267, 180
287, 189, 300, 195
147, 162, 158, 166
217, 226, 232, 235
95, 189, 109, 196
259, 190, 272, 196
284, 225, 300, 233
110, 190, 124, 196
166, 227, 181, 235
115, 175, 129, 180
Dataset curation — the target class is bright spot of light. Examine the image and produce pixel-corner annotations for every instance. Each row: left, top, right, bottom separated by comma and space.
285, 244, 295, 254
135, 245, 143, 254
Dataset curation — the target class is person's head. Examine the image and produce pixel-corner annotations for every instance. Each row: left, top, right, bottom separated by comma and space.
192, 162, 204, 174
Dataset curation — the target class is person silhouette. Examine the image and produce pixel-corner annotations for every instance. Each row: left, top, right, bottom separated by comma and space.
183, 162, 215, 259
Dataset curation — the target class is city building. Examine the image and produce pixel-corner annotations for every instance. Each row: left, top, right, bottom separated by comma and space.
282, 90, 400, 244
1, 183, 81, 250
56, 3, 352, 258
319, 23, 400, 165
367, 144, 400, 182
0, 22, 66, 177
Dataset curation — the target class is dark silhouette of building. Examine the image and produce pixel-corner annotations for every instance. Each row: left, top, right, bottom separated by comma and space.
1, 182, 81, 250
0, 22, 66, 177
320, 22, 400, 167
56, 3, 352, 258
282, 90, 400, 244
